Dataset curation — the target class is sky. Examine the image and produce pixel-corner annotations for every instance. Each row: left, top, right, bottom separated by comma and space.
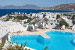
0, 0, 75, 7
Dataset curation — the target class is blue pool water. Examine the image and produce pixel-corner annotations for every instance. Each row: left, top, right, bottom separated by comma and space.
10, 35, 50, 50
10, 31, 75, 50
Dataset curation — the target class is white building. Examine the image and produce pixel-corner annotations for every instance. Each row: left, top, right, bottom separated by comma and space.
72, 25, 75, 31
28, 12, 60, 27
0, 30, 9, 45
0, 21, 25, 33
61, 16, 73, 26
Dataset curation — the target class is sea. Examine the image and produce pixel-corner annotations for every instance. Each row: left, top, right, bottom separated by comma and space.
0, 9, 73, 17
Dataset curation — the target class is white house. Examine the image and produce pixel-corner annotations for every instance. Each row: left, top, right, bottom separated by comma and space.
72, 25, 75, 31
0, 21, 25, 33
0, 30, 9, 45
61, 16, 73, 26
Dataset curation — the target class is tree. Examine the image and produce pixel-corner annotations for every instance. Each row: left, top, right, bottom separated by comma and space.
63, 14, 71, 16
43, 45, 48, 50
15, 16, 25, 20
24, 41, 27, 47
43, 14, 46, 18
8, 16, 13, 19
72, 15, 75, 20
30, 13, 32, 16
0, 43, 3, 50
56, 15, 60, 19
5, 18, 10, 21
6, 41, 29, 50
59, 20, 69, 27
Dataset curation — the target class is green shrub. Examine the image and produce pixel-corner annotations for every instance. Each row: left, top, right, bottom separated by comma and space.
51, 23, 53, 25
6, 41, 27, 50
59, 20, 69, 27
43, 14, 46, 18
5, 18, 10, 21
15, 16, 32, 20
25, 48, 27, 50
43, 45, 48, 50
63, 14, 71, 16
28, 49, 30, 50
15, 16, 25, 20
30, 13, 32, 16
8, 16, 13, 19
0, 43, 3, 50
72, 15, 75, 20
56, 15, 60, 19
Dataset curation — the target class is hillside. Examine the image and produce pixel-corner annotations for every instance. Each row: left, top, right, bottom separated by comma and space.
39, 3, 75, 10
0, 5, 40, 9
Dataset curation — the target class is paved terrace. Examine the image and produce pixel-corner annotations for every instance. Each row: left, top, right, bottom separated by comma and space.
10, 27, 75, 38
10, 29, 51, 38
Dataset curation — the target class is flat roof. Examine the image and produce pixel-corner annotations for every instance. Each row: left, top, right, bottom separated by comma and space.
0, 30, 8, 39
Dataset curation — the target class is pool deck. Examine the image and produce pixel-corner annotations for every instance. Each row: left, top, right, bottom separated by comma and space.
40, 33, 50, 38
10, 29, 51, 38
10, 27, 75, 38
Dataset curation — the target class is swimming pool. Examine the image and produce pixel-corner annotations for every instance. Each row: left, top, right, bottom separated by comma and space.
10, 31, 75, 50
10, 35, 50, 50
